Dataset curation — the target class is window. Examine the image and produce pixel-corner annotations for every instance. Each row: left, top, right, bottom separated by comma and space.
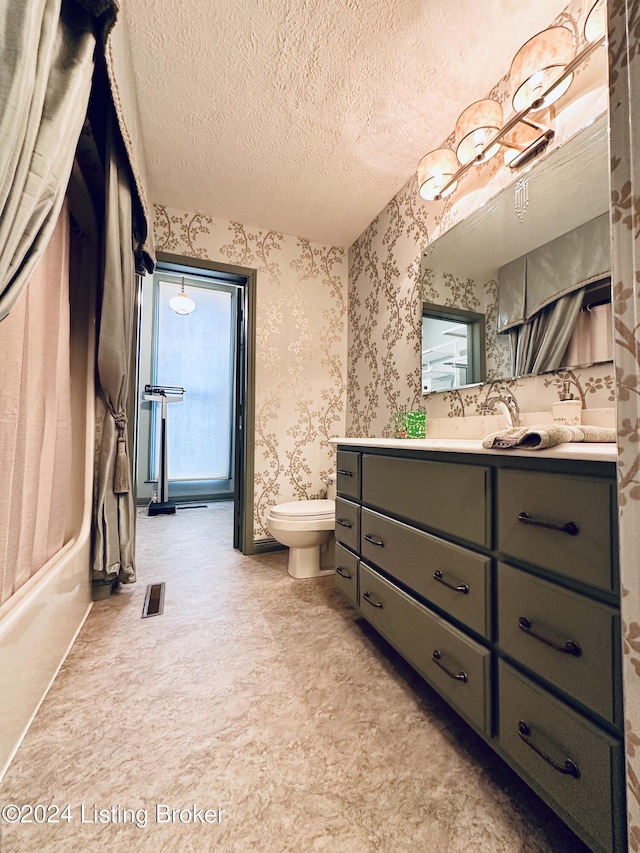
151, 277, 235, 484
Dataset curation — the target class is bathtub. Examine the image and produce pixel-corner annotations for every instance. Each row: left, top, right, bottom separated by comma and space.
0, 529, 92, 779
0, 295, 95, 781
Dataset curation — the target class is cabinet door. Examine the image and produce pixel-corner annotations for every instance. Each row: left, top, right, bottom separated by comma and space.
334, 543, 358, 607
362, 454, 490, 547
499, 661, 624, 853
497, 469, 615, 592
361, 508, 491, 638
359, 563, 491, 733
498, 563, 620, 725
335, 497, 360, 552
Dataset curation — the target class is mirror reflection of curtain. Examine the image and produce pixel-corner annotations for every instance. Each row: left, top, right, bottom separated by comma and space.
563, 301, 614, 366
499, 213, 610, 376
507, 288, 585, 376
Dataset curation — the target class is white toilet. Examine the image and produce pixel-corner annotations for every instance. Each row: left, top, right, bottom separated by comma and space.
266, 476, 336, 579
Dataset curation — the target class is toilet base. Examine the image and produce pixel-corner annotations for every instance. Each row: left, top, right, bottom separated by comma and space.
287, 540, 334, 579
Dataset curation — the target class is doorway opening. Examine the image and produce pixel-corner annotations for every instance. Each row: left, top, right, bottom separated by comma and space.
135, 253, 257, 553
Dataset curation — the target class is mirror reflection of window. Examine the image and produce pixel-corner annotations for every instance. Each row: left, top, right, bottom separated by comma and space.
422, 307, 485, 392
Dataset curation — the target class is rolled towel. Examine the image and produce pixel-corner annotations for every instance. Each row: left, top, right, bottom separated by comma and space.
482, 424, 616, 450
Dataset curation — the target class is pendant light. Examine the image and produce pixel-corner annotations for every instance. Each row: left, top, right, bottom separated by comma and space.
169, 278, 195, 315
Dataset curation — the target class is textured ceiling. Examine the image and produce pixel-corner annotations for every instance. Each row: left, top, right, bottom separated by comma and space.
123, 0, 570, 248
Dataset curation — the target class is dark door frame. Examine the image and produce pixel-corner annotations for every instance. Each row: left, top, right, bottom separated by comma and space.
142, 250, 257, 555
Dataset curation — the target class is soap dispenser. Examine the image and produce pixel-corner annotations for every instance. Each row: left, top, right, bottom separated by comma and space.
552, 380, 582, 425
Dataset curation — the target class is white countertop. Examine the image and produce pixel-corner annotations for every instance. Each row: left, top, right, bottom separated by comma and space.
330, 436, 617, 463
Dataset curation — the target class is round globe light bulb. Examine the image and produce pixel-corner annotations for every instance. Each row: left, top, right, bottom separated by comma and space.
169, 289, 196, 315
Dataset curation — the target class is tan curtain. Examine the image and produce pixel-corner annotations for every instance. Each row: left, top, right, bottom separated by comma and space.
563, 301, 613, 366
0, 0, 95, 321
91, 114, 137, 584
0, 206, 72, 606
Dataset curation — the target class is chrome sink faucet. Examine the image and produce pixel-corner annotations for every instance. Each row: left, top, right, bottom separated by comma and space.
480, 394, 520, 428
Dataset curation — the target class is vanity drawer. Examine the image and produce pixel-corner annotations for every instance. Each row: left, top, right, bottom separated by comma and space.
499, 661, 624, 853
497, 564, 620, 725
361, 508, 491, 637
334, 543, 358, 607
336, 450, 361, 499
362, 454, 490, 547
497, 469, 615, 592
359, 563, 491, 733
335, 497, 360, 551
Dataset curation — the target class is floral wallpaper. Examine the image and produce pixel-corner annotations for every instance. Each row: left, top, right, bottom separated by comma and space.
346, 0, 612, 438
608, 0, 640, 847
153, 205, 347, 539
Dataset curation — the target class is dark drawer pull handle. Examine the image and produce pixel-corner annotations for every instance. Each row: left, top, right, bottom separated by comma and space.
517, 721, 580, 779
432, 649, 468, 682
336, 517, 353, 528
364, 534, 384, 547
337, 468, 353, 477
517, 511, 579, 536
433, 569, 469, 594
362, 590, 383, 608
518, 617, 582, 657
335, 566, 352, 579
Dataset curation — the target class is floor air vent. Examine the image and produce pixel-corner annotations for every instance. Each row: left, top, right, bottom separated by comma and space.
142, 582, 165, 618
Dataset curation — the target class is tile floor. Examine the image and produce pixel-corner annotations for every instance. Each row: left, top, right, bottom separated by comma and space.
0, 503, 591, 852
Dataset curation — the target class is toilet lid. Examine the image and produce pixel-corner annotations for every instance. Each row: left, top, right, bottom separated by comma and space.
270, 499, 335, 520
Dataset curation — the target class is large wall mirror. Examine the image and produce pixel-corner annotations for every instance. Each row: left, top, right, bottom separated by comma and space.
421, 112, 611, 393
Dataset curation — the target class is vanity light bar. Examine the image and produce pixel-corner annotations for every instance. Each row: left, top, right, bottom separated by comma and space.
431, 33, 605, 202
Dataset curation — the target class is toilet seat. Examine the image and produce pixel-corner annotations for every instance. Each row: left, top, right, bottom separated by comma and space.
269, 499, 334, 521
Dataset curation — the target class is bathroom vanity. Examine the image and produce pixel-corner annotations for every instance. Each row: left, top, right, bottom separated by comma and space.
332, 438, 623, 853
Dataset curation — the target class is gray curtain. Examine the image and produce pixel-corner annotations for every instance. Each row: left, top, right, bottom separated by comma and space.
498, 213, 610, 375
0, 0, 95, 321
524, 213, 610, 318
497, 256, 526, 334
498, 213, 610, 335
88, 5, 156, 585
0, 0, 155, 590
92, 114, 137, 583
508, 288, 585, 376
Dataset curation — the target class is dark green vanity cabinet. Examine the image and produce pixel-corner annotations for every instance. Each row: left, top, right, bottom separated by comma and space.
334, 444, 625, 853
